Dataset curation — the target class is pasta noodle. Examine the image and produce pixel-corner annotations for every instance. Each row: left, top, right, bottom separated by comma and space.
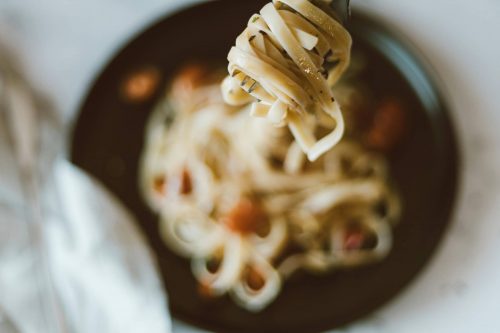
222, 0, 352, 161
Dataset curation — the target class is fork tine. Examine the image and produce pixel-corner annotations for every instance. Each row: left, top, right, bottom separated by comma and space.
329, 0, 351, 24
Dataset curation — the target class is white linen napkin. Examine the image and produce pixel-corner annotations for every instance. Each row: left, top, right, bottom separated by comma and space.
0, 29, 171, 333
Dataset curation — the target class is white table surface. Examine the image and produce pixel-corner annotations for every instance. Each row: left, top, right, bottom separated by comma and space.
1, 1, 499, 332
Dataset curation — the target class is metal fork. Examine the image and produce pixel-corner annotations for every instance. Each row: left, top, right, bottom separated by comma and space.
330, 0, 351, 24
311, 0, 351, 24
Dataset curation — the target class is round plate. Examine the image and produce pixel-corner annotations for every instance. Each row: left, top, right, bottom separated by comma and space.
70, 1, 459, 332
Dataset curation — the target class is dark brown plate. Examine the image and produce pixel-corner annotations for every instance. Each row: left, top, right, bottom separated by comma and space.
70, 1, 459, 332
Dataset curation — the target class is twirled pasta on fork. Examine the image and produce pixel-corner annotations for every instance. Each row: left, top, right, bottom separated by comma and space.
222, 0, 352, 161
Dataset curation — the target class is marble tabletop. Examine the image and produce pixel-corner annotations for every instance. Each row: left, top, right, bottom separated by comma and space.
1, 0, 499, 332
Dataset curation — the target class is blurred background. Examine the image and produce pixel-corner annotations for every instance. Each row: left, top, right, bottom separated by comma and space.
0, 0, 499, 332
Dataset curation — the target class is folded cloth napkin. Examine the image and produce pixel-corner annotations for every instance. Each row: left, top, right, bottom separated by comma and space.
0, 25, 171, 333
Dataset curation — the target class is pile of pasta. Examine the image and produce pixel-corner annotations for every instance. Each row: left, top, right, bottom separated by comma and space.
141, 79, 400, 311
